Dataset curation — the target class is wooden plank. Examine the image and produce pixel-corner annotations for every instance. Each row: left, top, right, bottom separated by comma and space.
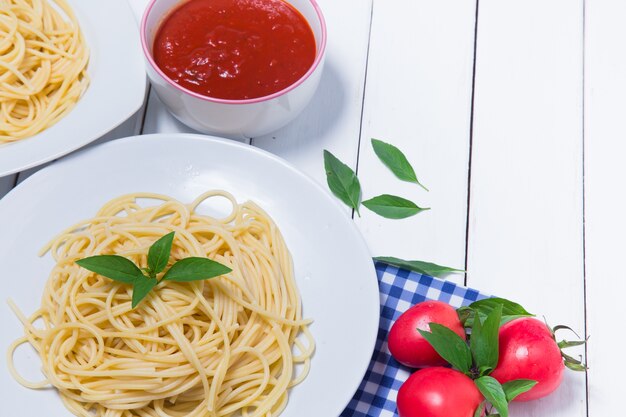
16, 111, 145, 185
127, 0, 148, 23
584, 0, 626, 414
468, 1, 586, 415
252, 0, 372, 190
353, 0, 477, 284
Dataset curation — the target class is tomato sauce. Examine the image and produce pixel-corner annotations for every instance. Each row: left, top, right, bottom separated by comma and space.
153, 0, 316, 100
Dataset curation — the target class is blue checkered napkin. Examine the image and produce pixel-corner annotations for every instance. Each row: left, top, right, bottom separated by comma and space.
340, 261, 489, 417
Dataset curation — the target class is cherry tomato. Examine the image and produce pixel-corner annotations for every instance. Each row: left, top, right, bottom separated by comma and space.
397, 367, 483, 417
490, 318, 564, 401
388, 300, 466, 367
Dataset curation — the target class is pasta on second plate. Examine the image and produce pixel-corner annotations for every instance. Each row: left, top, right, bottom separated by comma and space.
8, 191, 314, 417
0, 0, 89, 143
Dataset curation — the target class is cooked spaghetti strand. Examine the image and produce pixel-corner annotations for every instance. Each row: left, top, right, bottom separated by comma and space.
0, 0, 89, 142
8, 191, 314, 417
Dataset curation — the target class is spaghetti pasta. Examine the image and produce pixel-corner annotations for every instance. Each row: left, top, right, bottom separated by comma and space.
8, 191, 314, 417
0, 0, 89, 143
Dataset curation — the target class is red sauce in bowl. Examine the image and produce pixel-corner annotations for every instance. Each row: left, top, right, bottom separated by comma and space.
153, 0, 317, 101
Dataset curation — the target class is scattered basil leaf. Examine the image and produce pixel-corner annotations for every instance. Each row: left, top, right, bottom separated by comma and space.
470, 304, 502, 376
76, 255, 143, 284
362, 194, 428, 219
323, 150, 362, 215
163, 257, 232, 282
373, 256, 464, 277
501, 379, 537, 402
148, 231, 175, 276
132, 277, 157, 308
371, 138, 428, 191
474, 401, 487, 417
466, 297, 534, 327
474, 376, 509, 417
419, 323, 472, 374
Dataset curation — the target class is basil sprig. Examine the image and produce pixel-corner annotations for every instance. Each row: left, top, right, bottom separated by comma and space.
371, 138, 428, 191
76, 232, 231, 308
419, 303, 536, 417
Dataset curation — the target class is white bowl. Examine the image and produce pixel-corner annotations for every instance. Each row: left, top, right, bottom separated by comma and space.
141, 0, 327, 139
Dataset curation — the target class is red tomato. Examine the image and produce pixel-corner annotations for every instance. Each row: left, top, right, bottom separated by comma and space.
388, 300, 466, 367
397, 367, 483, 417
490, 318, 564, 401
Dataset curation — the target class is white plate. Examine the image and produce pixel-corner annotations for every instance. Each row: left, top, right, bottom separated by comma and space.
0, 0, 147, 177
0, 134, 380, 417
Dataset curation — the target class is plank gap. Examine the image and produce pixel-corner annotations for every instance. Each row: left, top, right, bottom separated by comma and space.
581, 0, 590, 415
139, 84, 153, 135
464, 0, 481, 287
352, 1, 375, 221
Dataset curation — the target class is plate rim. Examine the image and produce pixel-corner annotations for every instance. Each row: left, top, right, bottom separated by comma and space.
0, 132, 381, 417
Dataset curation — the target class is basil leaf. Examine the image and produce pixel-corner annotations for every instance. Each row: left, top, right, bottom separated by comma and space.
371, 138, 428, 191
132, 278, 157, 308
457, 306, 474, 327
468, 298, 534, 326
323, 150, 362, 214
163, 257, 232, 282
418, 323, 472, 374
374, 256, 464, 277
502, 379, 537, 402
470, 304, 502, 375
148, 232, 175, 276
76, 255, 143, 284
474, 401, 487, 417
362, 194, 428, 219
474, 376, 509, 417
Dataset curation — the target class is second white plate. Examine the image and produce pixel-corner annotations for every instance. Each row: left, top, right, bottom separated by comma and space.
0, 0, 147, 177
0, 134, 380, 417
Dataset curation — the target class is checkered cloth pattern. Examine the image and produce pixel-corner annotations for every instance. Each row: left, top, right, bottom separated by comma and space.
340, 261, 488, 417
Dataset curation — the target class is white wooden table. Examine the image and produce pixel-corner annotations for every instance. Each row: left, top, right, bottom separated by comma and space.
2, 0, 624, 415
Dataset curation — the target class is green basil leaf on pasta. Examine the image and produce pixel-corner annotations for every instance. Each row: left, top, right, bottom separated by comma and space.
323, 150, 362, 214
76, 255, 143, 284
132, 278, 157, 308
148, 231, 175, 276
371, 138, 428, 191
163, 257, 232, 282
362, 194, 428, 219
